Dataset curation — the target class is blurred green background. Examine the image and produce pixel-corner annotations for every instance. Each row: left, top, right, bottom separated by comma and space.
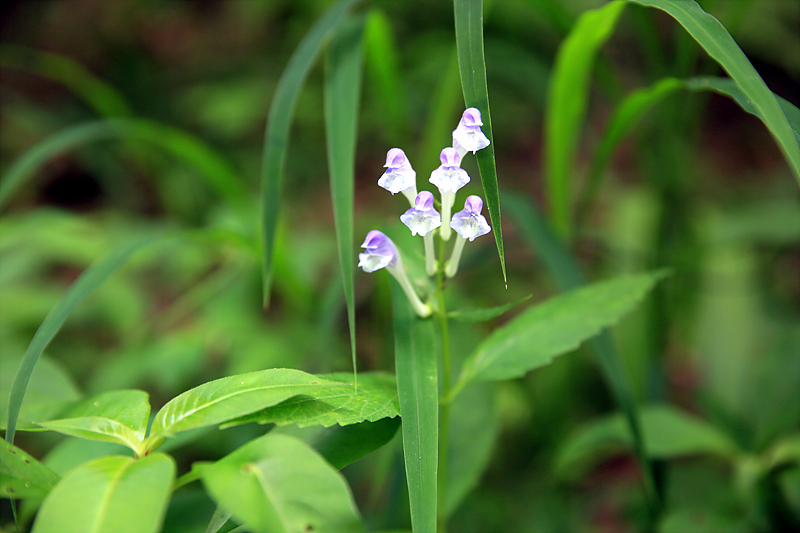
1, 0, 799, 531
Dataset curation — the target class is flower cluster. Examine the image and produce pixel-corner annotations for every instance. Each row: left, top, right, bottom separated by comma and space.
358, 108, 492, 317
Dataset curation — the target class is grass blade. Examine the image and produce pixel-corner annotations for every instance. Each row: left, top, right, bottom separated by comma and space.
391, 279, 437, 533
543, 0, 626, 240
260, 0, 361, 306
625, 0, 800, 185
364, 8, 407, 140
453, 0, 506, 285
4, 234, 158, 445
325, 16, 364, 388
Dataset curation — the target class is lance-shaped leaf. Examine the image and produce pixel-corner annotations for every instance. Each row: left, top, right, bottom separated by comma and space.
32, 453, 175, 533
455, 271, 666, 390
1, 440, 60, 500
197, 433, 364, 533
448, 294, 532, 323
221, 372, 399, 429
149, 369, 341, 440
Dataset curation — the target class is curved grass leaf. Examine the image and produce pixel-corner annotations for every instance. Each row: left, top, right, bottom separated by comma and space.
391, 279, 437, 533
326, 16, 364, 388
4, 234, 158, 446
624, 0, 800, 185
32, 453, 175, 533
0, 119, 246, 212
543, 0, 625, 240
455, 271, 667, 390
260, 0, 361, 306
555, 405, 741, 481
454, 0, 506, 284
221, 373, 399, 429
197, 433, 364, 533
1, 440, 59, 500
448, 294, 532, 323
149, 369, 341, 440
315, 417, 401, 470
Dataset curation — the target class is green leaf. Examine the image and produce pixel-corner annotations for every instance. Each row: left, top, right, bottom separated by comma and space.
448, 294, 532, 323
624, 0, 800, 185
35, 390, 151, 454
0, 119, 246, 212
456, 271, 667, 388
260, 0, 361, 305
555, 405, 741, 481
149, 369, 341, 440
315, 417, 401, 470
32, 453, 175, 533
326, 16, 364, 389
364, 8, 407, 139
454, 0, 506, 284
4, 234, 157, 445
197, 433, 364, 533
1, 440, 60, 500
221, 372, 399, 429
0, 354, 81, 432
391, 279, 438, 533
578, 77, 685, 224
543, 0, 626, 240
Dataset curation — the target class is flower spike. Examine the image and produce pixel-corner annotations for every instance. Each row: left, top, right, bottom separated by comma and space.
446, 195, 491, 278
378, 148, 417, 205
358, 230, 431, 317
452, 107, 490, 161
429, 147, 470, 241
400, 191, 442, 275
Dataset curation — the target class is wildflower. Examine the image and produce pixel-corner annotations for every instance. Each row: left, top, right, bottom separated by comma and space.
452, 107, 490, 161
358, 230, 431, 317
429, 147, 470, 241
400, 191, 441, 275
446, 196, 491, 278
378, 148, 417, 206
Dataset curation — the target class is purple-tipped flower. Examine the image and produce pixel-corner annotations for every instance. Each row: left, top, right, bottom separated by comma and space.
429, 148, 469, 193
452, 108, 490, 156
378, 148, 417, 204
358, 230, 398, 273
450, 196, 491, 241
400, 191, 442, 237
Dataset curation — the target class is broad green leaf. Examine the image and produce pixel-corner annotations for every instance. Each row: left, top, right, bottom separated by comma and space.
448, 294, 532, 323
543, 0, 625, 240
149, 369, 341, 439
625, 0, 800, 185
555, 405, 740, 481
32, 453, 174, 533
456, 271, 667, 388
315, 417, 401, 470
1, 440, 59, 500
4, 234, 157, 445
0, 119, 246, 212
197, 433, 363, 533
454, 0, 506, 284
260, 0, 361, 305
391, 280, 437, 533
53, 390, 150, 433
0, 354, 81, 432
36, 419, 144, 456
578, 77, 685, 224
221, 373, 399, 429
364, 8, 407, 139
325, 16, 364, 388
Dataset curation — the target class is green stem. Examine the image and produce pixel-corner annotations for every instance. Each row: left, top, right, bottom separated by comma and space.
436, 235, 452, 533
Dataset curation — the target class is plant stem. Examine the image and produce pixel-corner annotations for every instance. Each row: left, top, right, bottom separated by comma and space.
436, 235, 452, 533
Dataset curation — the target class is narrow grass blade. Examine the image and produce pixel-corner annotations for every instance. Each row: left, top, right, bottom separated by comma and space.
578, 77, 684, 226
391, 280, 437, 533
543, 0, 625, 240
454, 0, 506, 285
4, 234, 158, 445
31, 453, 175, 533
0, 119, 246, 212
625, 0, 800, 185
325, 16, 364, 388
364, 8, 407, 139
260, 0, 361, 306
